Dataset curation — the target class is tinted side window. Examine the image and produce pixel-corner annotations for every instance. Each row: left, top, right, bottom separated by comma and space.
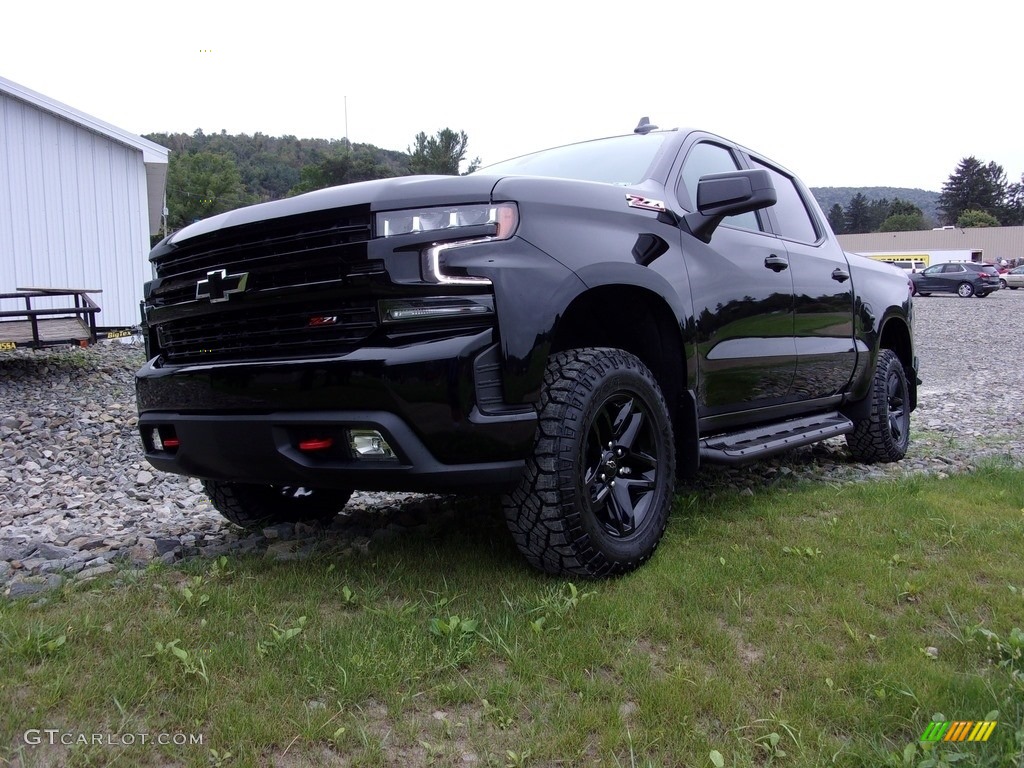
750, 160, 819, 244
679, 142, 761, 232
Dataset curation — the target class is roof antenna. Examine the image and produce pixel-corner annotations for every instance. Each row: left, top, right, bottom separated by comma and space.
634, 117, 658, 135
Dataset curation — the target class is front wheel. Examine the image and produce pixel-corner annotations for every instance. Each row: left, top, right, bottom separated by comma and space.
202, 480, 352, 529
957, 282, 975, 297
502, 348, 676, 578
846, 349, 910, 463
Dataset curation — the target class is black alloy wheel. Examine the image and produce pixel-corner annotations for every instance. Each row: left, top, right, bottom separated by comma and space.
846, 348, 910, 463
583, 393, 661, 539
503, 348, 675, 578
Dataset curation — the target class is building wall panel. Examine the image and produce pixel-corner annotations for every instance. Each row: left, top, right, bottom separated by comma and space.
0, 90, 149, 326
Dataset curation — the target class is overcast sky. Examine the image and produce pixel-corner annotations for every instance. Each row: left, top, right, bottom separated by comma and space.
4, 0, 1021, 192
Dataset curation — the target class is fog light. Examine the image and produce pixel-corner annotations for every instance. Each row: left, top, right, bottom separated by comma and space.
348, 429, 397, 460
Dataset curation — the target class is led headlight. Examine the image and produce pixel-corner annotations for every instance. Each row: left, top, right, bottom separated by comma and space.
375, 203, 518, 239
376, 203, 519, 285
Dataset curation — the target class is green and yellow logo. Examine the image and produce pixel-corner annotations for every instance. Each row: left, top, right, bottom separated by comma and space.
920, 720, 997, 742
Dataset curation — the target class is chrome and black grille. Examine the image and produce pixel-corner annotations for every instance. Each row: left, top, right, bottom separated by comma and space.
152, 209, 373, 281
156, 301, 378, 363
148, 208, 384, 363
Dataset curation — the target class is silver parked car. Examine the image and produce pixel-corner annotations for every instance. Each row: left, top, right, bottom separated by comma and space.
999, 265, 1024, 290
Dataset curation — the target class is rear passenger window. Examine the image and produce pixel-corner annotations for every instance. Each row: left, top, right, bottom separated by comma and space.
750, 160, 819, 244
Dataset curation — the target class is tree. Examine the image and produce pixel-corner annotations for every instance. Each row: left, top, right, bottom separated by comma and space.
956, 209, 1000, 228
408, 128, 479, 175
937, 157, 1007, 225
878, 198, 926, 232
1001, 176, 1024, 226
289, 144, 397, 195
827, 203, 846, 234
844, 193, 871, 234
865, 197, 891, 232
879, 212, 926, 232
166, 151, 250, 231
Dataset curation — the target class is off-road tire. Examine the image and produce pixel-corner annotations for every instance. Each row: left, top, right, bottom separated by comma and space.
502, 348, 676, 578
202, 480, 352, 529
846, 349, 910, 463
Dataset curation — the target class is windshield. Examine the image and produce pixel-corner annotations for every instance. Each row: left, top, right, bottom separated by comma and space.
477, 133, 672, 185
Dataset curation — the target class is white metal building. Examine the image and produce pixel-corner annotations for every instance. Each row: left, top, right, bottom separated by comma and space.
0, 76, 168, 328
838, 226, 1024, 265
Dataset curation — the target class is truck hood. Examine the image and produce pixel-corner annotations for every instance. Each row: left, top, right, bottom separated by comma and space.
166, 174, 504, 246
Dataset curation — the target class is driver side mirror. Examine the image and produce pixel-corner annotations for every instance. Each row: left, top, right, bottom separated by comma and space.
684, 169, 777, 243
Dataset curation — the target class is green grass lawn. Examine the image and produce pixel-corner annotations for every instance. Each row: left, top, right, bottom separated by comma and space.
2, 464, 1022, 767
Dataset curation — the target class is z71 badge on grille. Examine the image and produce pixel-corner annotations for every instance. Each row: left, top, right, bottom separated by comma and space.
196, 269, 249, 302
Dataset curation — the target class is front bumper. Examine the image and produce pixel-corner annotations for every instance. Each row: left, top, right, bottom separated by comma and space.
135, 329, 536, 494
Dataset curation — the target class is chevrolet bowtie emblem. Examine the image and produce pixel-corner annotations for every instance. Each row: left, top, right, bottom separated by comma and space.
196, 269, 248, 302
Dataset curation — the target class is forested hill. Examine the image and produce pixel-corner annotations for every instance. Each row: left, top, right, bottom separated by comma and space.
811, 187, 940, 225
144, 129, 947, 235
145, 130, 411, 203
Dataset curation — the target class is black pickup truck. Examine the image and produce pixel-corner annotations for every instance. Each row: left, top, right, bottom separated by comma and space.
136, 122, 917, 577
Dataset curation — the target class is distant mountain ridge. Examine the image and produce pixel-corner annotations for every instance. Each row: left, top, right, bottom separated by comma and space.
810, 187, 941, 226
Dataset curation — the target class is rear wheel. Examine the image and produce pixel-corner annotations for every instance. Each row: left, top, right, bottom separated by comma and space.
503, 348, 676, 578
202, 480, 351, 529
957, 282, 975, 298
1000, 279, 1008, 289
977, 291, 990, 298
846, 349, 910, 463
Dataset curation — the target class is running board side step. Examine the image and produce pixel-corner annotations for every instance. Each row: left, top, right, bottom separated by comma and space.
699, 412, 854, 465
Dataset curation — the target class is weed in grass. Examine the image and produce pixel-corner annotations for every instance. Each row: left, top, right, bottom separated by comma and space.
976, 626, 1023, 672
1, 623, 67, 662
482, 698, 515, 730
207, 555, 234, 580
429, 614, 480, 667
257, 615, 307, 657
941, 605, 981, 647
208, 747, 234, 766
145, 638, 209, 684
178, 575, 211, 613
527, 582, 596, 633
899, 580, 923, 603
729, 588, 746, 612
927, 517, 965, 549
341, 585, 358, 606
709, 749, 725, 767
505, 747, 532, 767
782, 546, 822, 559
734, 715, 801, 767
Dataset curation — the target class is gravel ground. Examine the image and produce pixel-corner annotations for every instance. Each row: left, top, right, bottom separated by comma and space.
2, 290, 1022, 598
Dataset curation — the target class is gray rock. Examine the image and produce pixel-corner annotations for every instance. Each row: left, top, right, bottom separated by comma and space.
32, 542, 77, 560
5, 574, 62, 599
154, 538, 180, 555
76, 563, 117, 580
